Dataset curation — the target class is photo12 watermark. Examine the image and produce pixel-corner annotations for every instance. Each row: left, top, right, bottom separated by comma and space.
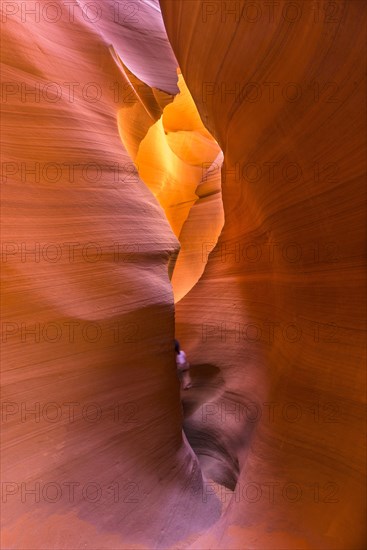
1, 479, 142, 504
201, 2, 344, 25
1, 400, 140, 426
1, 81, 174, 105
201, 400, 343, 425
201, 240, 340, 265
1, 241, 143, 264
201, 80, 340, 104
196, 479, 340, 504
201, 320, 340, 344
1, 2, 140, 25
201, 159, 339, 184
1, 161, 139, 184
1, 321, 140, 344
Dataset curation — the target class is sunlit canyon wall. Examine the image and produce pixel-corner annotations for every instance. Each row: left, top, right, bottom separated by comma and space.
1, 1, 366, 549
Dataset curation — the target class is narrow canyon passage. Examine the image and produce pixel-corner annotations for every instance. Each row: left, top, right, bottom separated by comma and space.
1, 1, 366, 550
114, 59, 238, 491
116, 65, 251, 496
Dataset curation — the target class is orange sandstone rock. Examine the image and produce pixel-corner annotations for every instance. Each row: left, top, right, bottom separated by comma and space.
161, 0, 366, 548
1, 0, 366, 549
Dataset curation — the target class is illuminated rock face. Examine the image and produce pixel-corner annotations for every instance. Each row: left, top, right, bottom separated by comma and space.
116, 69, 224, 302
1, 2, 220, 548
1, 1, 365, 550
161, 1, 366, 548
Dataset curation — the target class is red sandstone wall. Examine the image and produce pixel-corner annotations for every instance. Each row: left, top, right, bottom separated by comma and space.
1, 2, 220, 548
161, 0, 366, 548
1, 0, 366, 548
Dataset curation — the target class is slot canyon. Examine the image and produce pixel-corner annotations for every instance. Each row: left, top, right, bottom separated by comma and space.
1, 0, 366, 549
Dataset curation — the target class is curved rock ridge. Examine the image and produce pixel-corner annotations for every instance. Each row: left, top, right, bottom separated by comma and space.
1, 2, 221, 548
160, 0, 366, 548
75, 0, 180, 94
116, 69, 224, 301
172, 151, 224, 302
1, 0, 366, 549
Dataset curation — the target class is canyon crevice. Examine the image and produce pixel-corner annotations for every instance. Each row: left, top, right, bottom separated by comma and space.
1, 1, 366, 549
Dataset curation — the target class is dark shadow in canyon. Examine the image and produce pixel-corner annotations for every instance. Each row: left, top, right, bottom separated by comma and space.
180, 363, 223, 417
180, 363, 250, 491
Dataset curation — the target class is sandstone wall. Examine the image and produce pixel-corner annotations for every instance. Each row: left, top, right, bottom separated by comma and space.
1, 0, 366, 548
1, 2, 220, 547
160, 1, 366, 548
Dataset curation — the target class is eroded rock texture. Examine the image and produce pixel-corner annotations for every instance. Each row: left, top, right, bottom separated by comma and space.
1, 0, 366, 549
161, 0, 367, 548
1, 2, 220, 548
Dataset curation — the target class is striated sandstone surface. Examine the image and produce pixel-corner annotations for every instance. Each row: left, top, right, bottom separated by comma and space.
161, 0, 366, 548
116, 68, 224, 301
1, 0, 366, 549
1, 2, 220, 548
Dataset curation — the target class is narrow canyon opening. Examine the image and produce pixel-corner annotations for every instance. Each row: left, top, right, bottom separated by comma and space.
2, 0, 365, 548
116, 62, 225, 302
114, 57, 242, 491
